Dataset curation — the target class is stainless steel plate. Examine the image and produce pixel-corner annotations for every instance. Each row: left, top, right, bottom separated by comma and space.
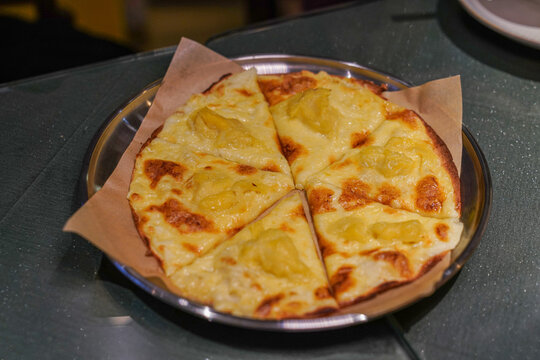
81, 55, 492, 332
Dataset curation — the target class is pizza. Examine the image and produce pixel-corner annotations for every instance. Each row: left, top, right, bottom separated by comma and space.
258, 71, 389, 187
128, 69, 463, 319
128, 139, 294, 275
305, 181, 462, 306
170, 192, 338, 319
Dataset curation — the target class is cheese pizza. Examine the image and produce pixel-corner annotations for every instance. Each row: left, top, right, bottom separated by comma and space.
128, 68, 463, 319
259, 71, 390, 187
170, 192, 338, 319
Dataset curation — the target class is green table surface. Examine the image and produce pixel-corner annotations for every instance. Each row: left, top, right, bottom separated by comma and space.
1, 0, 539, 359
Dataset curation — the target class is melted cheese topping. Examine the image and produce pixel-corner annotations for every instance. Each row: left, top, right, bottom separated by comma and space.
307, 118, 459, 218
266, 71, 389, 187
170, 193, 338, 319
306, 182, 462, 306
128, 139, 293, 275
158, 69, 290, 175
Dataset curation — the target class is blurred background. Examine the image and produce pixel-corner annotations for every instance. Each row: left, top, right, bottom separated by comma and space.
0, 0, 350, 83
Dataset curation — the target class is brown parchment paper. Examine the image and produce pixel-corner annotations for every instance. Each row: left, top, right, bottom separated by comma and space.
64, 38, 463, 320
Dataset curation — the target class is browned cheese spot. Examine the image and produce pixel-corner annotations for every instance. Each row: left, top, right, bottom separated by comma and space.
258, 73, 317, 106
227, 226, 243, 236
318, 235, 336, 257
280, 136, 307, 164
308, 187, 336, 214
171, 189, 182, 196
130, 193, 141, 201
235, 164, 257, 175
182, 242, 201, 254
351, 132, 371, 148
220, 256, 237, 265
251, 283, 262, 291
373, 251, 412, 278
376, 183, 401, 205
435, 223, 449, 242
333, 157, 353, 170
314, 286, 332, 299
279, 223, 296, 233
359, 247, 381, 256
255, 294, 284, 317
148, 199, 214, 234
415, 175, 445, 214
262, 161, 280, 172
235, 88, 254, 97
330, 265, 355, 296
144, 159, 187, 188
386, 109, 418, 129
339, 179, 372, 210
292, 204, 307, 219
204, 166, 213, 170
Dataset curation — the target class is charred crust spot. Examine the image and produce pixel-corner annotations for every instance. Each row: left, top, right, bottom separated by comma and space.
148, 199, 214, 233
339, 179, 372, 211
235, 88, 254, 97
203, 73, 232, 94
258, 73, 317, 106
314, 286, 332, 299
422, 120, 461, 215
435, 223, 450, 242
351, 132, 371, 148
415, 175, 445, 214
330, 265, 355, 296
417, 251, 448, 277
341, 251, 449, 307
386, 109, 419, 129
308, 187, 336, 214
376, 183, 401, 205
373, 251, 412, 278
255, 294, 284, 317
137, 125, 164, 155
144, 159, 187, 188
280, 136, 307, 163
182, 242, 201, 254
235, 164, 257, 175
220, 256, 237, 265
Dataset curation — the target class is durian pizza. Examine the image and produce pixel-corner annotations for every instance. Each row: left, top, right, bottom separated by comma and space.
127, 67, 462, 319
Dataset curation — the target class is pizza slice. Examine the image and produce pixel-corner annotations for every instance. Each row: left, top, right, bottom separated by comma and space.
306, 181, 463, 307
128, 138, 294, 275
258, 70, 389, 187
157, 68, 290, 175
169, 192, 338, 319
306, 113, 461, 219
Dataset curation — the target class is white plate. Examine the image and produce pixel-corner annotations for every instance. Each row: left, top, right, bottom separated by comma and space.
459, 0, 540, 49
